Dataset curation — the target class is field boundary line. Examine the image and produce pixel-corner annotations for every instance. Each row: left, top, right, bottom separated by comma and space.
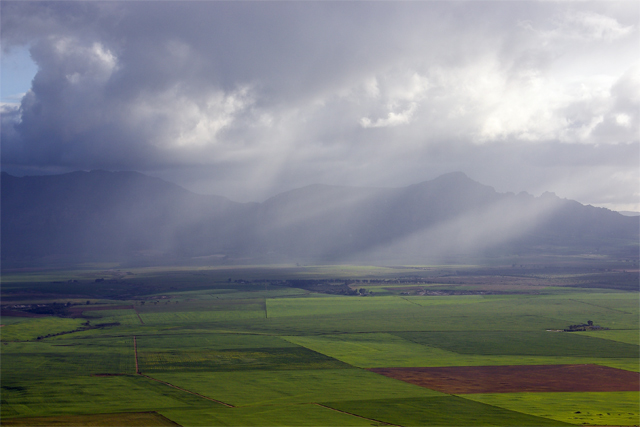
140, 374, 235, 407
313, 403, 402, 426
133, 336, 139, 374
400, 297, 423, 307
133, 306, 145, 324
567, 298, 631, 314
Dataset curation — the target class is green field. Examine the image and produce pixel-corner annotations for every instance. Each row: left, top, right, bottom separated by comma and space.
396, 330, 639, 358
1, 411, 180, 426
1, 317, 86, 341
151, 368, 444, 407
323, 396, 575, 426
1, 263, 638, 425
0, 375, 210, 419
1, 337, 135, 383
465, 392, 640, 426
283, 332, 640, 371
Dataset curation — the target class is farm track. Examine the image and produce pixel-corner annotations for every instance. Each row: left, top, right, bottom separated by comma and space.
567, 298, 631, 314
140, 374, 235, 407
314, 403, 402, 426
399, 297, 423, 306
133, 306, 145, 324
133, 336, 139, 374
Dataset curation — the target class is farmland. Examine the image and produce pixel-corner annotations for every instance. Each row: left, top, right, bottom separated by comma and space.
1, 262, 638, 426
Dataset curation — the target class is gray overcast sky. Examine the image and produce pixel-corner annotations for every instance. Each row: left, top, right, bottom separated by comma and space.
1, 1, 638, 210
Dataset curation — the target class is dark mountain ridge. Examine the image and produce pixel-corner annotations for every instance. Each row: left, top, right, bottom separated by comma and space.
2, 170, 638, 265
1, 170, 243, 260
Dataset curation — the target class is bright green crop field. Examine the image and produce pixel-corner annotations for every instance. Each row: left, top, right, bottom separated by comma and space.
464, 392, 640, 426
1, 263, 638, 426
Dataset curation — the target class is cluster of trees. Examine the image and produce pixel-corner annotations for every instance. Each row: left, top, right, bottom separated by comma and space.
283, 280, 371, 296
564, 320, 609, 332
36, 321, 120, 340
23, 302, 70, 316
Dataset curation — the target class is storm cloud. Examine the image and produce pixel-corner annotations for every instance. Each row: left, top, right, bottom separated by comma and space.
1, 1, 638, 209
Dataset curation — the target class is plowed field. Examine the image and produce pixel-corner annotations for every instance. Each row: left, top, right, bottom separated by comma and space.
369, 364, 639, 394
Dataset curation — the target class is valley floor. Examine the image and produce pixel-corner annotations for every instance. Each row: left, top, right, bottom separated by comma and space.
1, 263, 638, 426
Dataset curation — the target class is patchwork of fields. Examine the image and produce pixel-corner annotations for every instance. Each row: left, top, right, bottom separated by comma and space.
1, 264, 638, 426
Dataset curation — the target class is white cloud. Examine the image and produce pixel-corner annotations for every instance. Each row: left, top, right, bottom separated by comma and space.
1, 1, 638, 210
128, 85, 255, 150
363, 77, 380, 98
51, 38, 118, 84
523, 10, 635, 44
615, 113, 631, 127
564, 11, 634, 42
359, 72, 429, 128
360, 103, 416, 128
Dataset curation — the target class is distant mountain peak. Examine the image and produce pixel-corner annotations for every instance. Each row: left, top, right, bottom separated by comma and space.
433, 171, 471, 181
407, 171, 495, 195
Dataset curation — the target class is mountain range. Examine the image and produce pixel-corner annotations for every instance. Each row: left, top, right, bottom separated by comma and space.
2, 170, 638, 265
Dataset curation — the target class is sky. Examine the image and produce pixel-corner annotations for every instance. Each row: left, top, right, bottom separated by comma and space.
1, 1, 639, 211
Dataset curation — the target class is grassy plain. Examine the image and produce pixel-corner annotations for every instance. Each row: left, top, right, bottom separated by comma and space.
151, 368, 444, 407
139, 344, 350, 372
323, 396, 575, 426
1, 411, 179, 426
158, 404, 376, 426
396, 330, 639, 358
1, 263, 638, 426
583, 328, 640, 345
464, 391, 640, 426
283, 333, 639, 371
0, 317, 86, 341
0, 375, 211, 419
1, 337, 135, 383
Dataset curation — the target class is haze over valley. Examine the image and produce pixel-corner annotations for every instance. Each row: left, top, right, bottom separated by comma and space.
3, 170, 637, 266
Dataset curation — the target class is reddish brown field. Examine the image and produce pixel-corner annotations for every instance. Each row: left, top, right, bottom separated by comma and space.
369, 364, 639, 394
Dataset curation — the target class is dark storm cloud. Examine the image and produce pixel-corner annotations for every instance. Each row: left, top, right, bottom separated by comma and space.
1, 1, 638, 209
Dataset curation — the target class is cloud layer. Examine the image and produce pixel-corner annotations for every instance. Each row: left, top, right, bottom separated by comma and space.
1, 1, 638, 209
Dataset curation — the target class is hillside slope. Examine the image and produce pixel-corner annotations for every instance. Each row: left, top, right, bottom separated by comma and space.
1, 170, 244, 261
